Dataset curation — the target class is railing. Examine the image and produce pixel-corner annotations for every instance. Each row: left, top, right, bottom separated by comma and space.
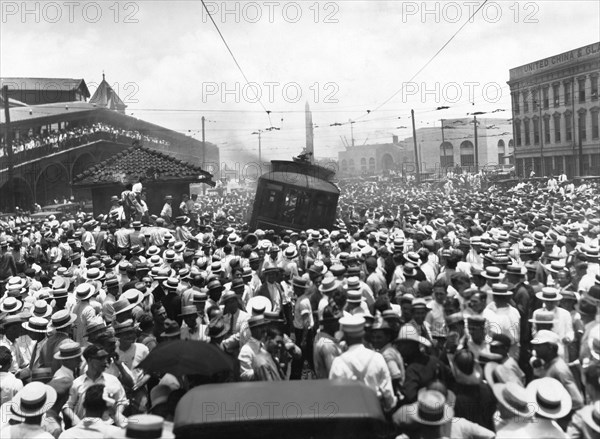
0, 131, 168, 170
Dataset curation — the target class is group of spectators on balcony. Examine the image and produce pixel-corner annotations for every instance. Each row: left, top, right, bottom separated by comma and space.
0, 123, 171, 162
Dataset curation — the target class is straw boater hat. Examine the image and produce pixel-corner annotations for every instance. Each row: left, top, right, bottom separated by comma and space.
85, 267, 105, 282
339, 315, 366, 338
246, 296, 272, 314
54, 341, 83, 361
116, 414, 174, 439
484, 361, 521, 386
50, 310, 76, 330
22, 316, 49, 334
490, 283, 512, 296
75, 283, 96, 301
31, 300, 52, 318
396, 324, 432, 347
10, 382, 57, 418
528, 309, 554, 325
536, 286, 563, 302
481, 266, 503, 281
491, 382, 533, 419
409, 389, 454, 426
526, 377, 572, 419
0, 297, 23, 314
580, 401, 600, 435
319, 277, 340, 294
179, 305, 198, 318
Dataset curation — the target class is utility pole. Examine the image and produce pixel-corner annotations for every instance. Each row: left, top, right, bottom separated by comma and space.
473, 115, 479, 173
349, 120, 355, 147
411, 109, 420, 184
201, 116, 206, 195
252, 130, 262, 163
440, 119, 446, 177
539, 104, 545, 177
2, 86, 15, 211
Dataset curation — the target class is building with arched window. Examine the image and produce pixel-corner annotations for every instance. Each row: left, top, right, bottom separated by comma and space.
337, 136, 414, 177
508, 41, 600, 177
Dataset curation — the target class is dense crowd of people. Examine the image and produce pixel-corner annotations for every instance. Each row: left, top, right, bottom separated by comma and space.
0, 123, 170, 163
0, 176, 599, 438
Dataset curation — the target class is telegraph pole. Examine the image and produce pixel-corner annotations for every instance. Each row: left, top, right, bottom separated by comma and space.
539, 104, 544, 177
349, 120, 355, 147
411, 109, 420, 184
2, 85, 15, 211
474, 115, 479, 173
201, 116, 206, 195
252, 130, 262, 163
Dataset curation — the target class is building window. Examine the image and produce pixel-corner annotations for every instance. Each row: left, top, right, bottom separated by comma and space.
578, 77, 586, 103
368, 157, 375, 171
592, 76, 599, 101
515, 120, 522, 146
341, 159, 347, 172
592, 110, 599, 139
524, 119, 531, 145
497, 139, 505, 165
579, 111, 587, 141
553, 83, 560, 107
543, 87, 549, 109
543, 117, 550, 143
523, 92, 529, 113
533, 118, 540, 145
440, 142, 454, 167
564, 82, 571, 106
565, 113, 572, 142
348, 159, 355, 170
360, 158, 367, 172
516, 158, 524, 177
553, 114, 561, 143
532, 89, 539, 112
512, 92, 520, 114
460, 141, 475, 167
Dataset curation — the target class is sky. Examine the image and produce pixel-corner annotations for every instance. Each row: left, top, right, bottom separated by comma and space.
1, 0, 599, 165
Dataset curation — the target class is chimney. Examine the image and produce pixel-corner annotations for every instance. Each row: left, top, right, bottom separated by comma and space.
392, 135, 398, 144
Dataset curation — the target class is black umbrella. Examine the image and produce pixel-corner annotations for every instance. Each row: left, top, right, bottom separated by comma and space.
139, 340, 233, 376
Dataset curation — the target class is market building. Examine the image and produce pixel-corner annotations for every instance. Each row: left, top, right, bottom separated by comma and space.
0, 75, 219, 211
508, 41, 600, 177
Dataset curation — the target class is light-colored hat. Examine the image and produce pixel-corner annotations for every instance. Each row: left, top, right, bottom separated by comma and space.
50, 310, 76, 330
75, 283, 96, 301
10, 382, 57, 418
526, 377, 572, 419
536, 286, 563, 302
491, 283, 512, 296
481, 266, 503, 280
580, 401, 600, 434
491, 382, 534, 419
339, 315, 365, 336
0, 296, 23, 313
396, 324, 432, 347
409, 390, 454, 426
246, 296, 272, 314
531, 329, 560, 345
54, 341, 83, 360
319, 277, 340, 294
528, 309, 554, 325
118, 414, 174, 439
22, 316, 49, 334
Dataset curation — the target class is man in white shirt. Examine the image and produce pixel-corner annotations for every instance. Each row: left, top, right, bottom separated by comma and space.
329, 315, 397, 412
482, 284, 521, 360
238, 315, 269, 381
535, 287, 574, 346
59, 383, 122, 439
66, 345, 128, 427
0, 346, 23, 406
